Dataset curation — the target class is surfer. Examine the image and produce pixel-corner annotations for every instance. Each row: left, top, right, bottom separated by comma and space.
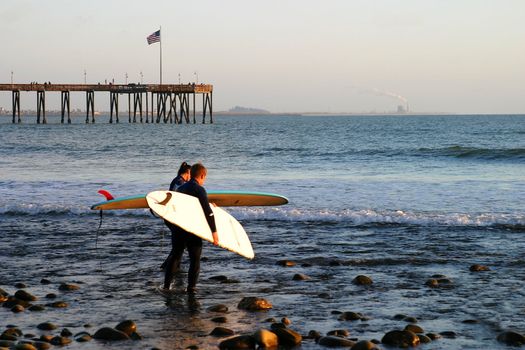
160, 161, 192, 270
163, 163, 218, 293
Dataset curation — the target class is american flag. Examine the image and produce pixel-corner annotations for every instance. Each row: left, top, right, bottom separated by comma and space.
147, 30, 161, 45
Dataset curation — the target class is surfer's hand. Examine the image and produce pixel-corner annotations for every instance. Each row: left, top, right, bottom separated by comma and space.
212, 232, 219, 245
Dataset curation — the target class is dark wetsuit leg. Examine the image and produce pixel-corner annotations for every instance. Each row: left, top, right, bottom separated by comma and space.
187, 235, 203, 290
163, 224, 187, 289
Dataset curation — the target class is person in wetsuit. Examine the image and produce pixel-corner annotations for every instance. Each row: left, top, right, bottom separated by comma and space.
160, 161, 192, 270
163, 163, 218, 293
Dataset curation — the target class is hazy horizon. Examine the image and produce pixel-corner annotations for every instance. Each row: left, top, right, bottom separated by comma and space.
1, 0, 524, 114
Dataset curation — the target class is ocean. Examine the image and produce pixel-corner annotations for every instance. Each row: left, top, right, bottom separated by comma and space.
0, 114, 524, 349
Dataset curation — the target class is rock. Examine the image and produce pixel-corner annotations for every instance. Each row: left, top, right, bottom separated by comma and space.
210, 327, 235, 337
218, 335, 256, 349
28, 305, 45, 312
14, 283, 27, 289
209, 275, 229, 281
470, 264, 490, 272
277, 260, 296, 267
130, 332, 143, 340
281, 317, 292, 326
381, 330, 420, 347
329, 260, 342, 266
208, 304, 229, 313
339, 311, 363, 321
404, 324, 424, 333
265, 317, 277, 323
32, 341, 51, 350
93, 327, 129, 341
0, 288, 8, 296
393, 314, 407, 320
272, 327, 302, 347
11, 305, 25, 313
353, 275, 373, 285
0, 295, 7, 303
351, 340, 378, 350
440, 331, 456, 338
40, 279, 52, 285
44, 294, 56, 299
237, 297, 272, 311
403, 316, 418, 323
0, 340, 15, 348
2, 297, 30, 308
307, 330, 322, 340
418, 334, 432, 343
50, 336, 72, 346
13, 343, 36, 350
497, 331, 525, 346
0, 333, 17, 342
292, 273, 309, 281
318, 336, 355, 347
39, 335, 53, 343
47, 301, 67, 308
37, 323, 57, 331
115, 320, 137, 336
425, 279, 439, 288
318, 293, 331, 299
462, 319, 479, 324
74, 333, 92, 342
212, 317, 228, 323
60, 329, 73, 337
327, 329, 350, 337
14, 290, 37, 302
253, 329, 278, 348
58, 283, 80, 291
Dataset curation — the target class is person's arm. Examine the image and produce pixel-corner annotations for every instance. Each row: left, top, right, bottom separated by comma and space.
196, 186, 218, 244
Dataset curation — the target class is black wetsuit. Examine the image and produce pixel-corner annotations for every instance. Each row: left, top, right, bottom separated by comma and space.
163, 179, 217, 291
169, 175, 185, 191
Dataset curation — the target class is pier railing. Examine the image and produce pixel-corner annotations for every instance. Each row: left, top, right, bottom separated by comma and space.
0, 83, 213, 124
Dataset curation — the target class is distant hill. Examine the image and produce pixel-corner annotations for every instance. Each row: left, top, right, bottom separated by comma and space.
225, 106, 271, 115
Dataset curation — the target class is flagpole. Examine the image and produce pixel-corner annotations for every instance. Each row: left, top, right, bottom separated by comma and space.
159, 26, 163, 85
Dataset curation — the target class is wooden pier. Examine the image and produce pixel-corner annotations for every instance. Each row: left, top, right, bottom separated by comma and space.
0, 83, 213, 124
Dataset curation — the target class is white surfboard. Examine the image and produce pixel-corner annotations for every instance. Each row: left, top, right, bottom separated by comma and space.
146, 191, 254, 260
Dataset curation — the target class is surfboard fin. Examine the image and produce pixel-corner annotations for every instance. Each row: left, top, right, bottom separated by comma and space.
98, 189, 115, 201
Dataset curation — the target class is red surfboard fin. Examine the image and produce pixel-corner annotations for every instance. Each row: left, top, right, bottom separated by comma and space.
98, 189, 115, 201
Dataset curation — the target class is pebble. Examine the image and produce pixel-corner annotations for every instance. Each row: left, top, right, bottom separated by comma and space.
39, 335, 53, 343
470, 264, 490, 272
440, 331, 457, 338
74, 332, 92, 342
0, 288, 8, 296
237, 297, 272, 311
329, 260, 342, 266
218, 335, 256, 350
381, 330, 420, 347
352, 275, 373, 285
277, 260, 296, 267
14, 283, 27, 289
211, 317, 228, 323
497, 331, 525, 346
264, 318, 277, 323
58, 283, 80, 291
418, 334, 432, 343
292, 273, 309, 281
339, 311, 363, 321
40, 279, 52, 285
44, 294, 56, 299
403, 316, 418, 323
32, 341, 51, 350
272, 327, 302, 347
351, 340, 379, 350
281, 317, 292, 326
60, 329, 73, 337
50, 336, 72, 346
210, 327, 235, 337
327, 329, 350, 337
253, 329, 278, 348
209, 275, 229, 281
13, 343, 36, 350
47, 301, 67, 308
404, 324, 424, 333
115, 320, 137, 336
14, 290, 37, 302
93, 327, 129, 341
28, 305, 45, 312
318, 335, 355, 347
11, 305, 25, 313
207, 304, 229, 313
307, 330, 322, 340
37, 323, 57, 331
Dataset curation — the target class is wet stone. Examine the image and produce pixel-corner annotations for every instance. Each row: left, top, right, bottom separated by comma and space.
60, 328, 73, 337
115, 320, 137, 336
281, 317, 292, 326
11, 305, 25, 313
40, 279, 52, 285
32, 341, 51, 350
292, 273, 309, 281
382, 330, 420, 347
318, 292, 331, 299
210, 327, 235, 337
264, 318, 277, 323
405, 324, 424, 333
277, 260, 296, 267
14, 290, 37, 302
13, 343, 36, 350
393, 314, 407, 320
208, 304, 229, 313
28, 305, 45, 312
211, 317, 228, 323
497, 331, 525, 346
403, 316, 418, 323
209, 275, 229, 281
351, 340, 379, 350
353, 275, 373, 286
130, 332, 143, 340
14, 283, 27, 289
307, 330, 322, 340
272, 327, 302, 347
0, 288, 8, 296
339, 311, 363, 321
318, 336, 355, 347
93, 327, 129, 341
37, 323, 57, 331
440, 331, 457, 338
74, 333, 92, 342
253, 329, 278, 348
47, 301, 67, 308
237, 297, 272, 311
470, 264, 490, 272
218, 335, 256, 350
329, 260, 342, 266
50, 336, 72, 346
0, 334, 17, 342
39, 335, 53, 343
0, 340, 15, 348
327, 329, 350, 337
418, 334, 432, 343
44, 294, 56, 299
58, 283, 80, 291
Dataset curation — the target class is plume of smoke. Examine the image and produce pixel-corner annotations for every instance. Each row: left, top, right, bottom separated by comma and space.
370, 88, 407, 104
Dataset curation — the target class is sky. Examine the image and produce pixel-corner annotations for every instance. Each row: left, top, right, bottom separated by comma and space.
1, 0, 524, 114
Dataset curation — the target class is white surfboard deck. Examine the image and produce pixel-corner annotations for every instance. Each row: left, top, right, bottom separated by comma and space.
146, 191, 254, 260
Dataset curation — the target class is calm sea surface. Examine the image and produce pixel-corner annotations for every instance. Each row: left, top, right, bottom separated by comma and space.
1, 114, 524, 349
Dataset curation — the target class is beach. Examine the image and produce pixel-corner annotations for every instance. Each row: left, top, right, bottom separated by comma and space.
1, 114, 524, 349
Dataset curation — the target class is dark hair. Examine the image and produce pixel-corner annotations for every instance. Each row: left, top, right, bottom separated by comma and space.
177, 161, 192, 176
190, 163, 207, 179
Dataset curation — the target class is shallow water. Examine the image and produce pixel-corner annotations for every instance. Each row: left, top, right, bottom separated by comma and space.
1, 114, 524, 349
